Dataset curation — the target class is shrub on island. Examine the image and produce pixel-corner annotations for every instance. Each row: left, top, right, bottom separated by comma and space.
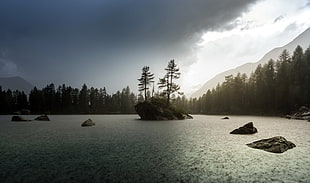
135, 98, 192, 120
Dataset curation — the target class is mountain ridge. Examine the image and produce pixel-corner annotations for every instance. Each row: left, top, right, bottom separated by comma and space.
0, 76, 34, 94
191, 27, 310, 98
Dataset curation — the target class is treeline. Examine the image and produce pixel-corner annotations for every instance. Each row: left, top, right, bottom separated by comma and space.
1, 45, 309, 115
0, 59, 183, 115
184, 45, 310, 115
0, 84, 137, 114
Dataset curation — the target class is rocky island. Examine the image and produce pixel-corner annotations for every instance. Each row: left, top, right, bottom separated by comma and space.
136, 61, 192, 120
135, 98, 192, 120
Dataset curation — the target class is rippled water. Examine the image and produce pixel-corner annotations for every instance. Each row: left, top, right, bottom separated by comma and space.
0, 115, 309, 182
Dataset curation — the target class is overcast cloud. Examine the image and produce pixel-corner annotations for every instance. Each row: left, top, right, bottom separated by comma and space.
1, 0, 309, 95
0, 0, 258, 93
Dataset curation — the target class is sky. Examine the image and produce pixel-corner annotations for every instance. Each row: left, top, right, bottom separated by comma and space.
0, 0, 309, 96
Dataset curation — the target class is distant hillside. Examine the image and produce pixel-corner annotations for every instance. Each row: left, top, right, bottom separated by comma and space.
191, 27, 310, 98
0, 76, 33, 94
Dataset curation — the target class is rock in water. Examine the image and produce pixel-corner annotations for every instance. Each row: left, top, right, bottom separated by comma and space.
185, 114, 194, 119
11, 116, 30, 122
135, 101, 191, 120
230, 122, 257, 134
286, 106, 310, 121
247, 136, 296, 153
81, 119, 95, 127
222, 116, 229, 119
34, 115, 50, 121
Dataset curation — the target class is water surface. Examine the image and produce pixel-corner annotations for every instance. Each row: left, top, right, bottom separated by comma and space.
0, 115, 309, 182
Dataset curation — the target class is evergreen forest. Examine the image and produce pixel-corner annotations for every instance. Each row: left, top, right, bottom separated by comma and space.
183, 45, 310, 115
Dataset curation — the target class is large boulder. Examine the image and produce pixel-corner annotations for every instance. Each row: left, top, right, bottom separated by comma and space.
11, 116, 31, 122
34, 115, 50, 121
230, 122, 257, 134
286, 106, 310, 121
81, 119, 95, 127
135, 101, 192, 120
247, 136, 296, 153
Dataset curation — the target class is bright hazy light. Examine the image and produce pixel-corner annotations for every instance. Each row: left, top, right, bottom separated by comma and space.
182, 0, 310, 96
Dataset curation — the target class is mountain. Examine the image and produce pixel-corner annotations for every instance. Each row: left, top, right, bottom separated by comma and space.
0, 76, 34, 94
191, 27, 310, 98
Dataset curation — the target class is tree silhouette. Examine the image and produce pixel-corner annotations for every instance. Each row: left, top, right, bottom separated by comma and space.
138, 66, 154, 101
158, 59, 181, 105
79, 84, 89, 113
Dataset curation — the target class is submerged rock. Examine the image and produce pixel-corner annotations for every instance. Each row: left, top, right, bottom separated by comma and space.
230, 122, 257, 134
135, 101, 191, 120
185, 114, 194, 119
247, 136, 296, 153
222, 116, 229, 119
81, 119, 95, 127
34, 115, 50, 121
286, 106, 310, 121
11, 116, 31, 122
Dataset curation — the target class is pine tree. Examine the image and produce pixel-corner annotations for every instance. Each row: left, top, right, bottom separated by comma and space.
138, 66, 154, 101
158, 59, 181, 105
79, 84, 89, 113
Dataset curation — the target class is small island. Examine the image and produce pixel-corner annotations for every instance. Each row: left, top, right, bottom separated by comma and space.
135, 60, 192, 120
135, 98, 192, 120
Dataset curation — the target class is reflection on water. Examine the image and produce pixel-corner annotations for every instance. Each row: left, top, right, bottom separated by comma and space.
0, 115, 309, 182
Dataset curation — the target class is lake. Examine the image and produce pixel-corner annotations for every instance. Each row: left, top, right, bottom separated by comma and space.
0, 115, 309, 182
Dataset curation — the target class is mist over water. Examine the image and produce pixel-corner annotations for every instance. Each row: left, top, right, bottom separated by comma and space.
0, 115, 309, 182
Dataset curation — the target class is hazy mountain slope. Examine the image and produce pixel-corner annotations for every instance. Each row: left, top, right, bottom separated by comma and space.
0, 76, 34, 94
191, 27, 310, 98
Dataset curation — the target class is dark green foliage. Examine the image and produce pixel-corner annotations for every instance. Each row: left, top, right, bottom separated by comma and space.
150, 97, 167, 108
188, 45, 310, 115
150, 97, 187, 119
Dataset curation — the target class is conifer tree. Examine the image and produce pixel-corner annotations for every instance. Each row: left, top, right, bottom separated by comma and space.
158, 59, 181, 105
138, 66, 154, 101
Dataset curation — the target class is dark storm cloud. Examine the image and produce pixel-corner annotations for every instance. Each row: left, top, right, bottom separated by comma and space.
1, 0, 256, 42
0, 0, 257, 90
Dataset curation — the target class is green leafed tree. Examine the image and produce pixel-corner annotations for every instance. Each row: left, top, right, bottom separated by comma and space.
158, 59, 181, 105
138, 66, 154, 101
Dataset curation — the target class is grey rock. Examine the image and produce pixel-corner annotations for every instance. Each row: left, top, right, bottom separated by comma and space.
247, 136, 296, 153
286, 106, 310, 121
34, 115, 50, 121
81, 119, 95, 127
184, 114, 193, 119
230, 122, 257, 134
